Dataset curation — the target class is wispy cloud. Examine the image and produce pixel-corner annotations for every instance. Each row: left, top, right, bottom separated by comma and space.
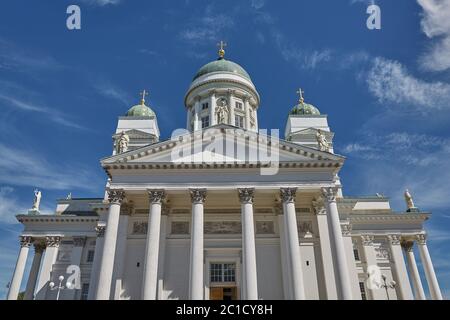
80, 0, 121, 6
417, 0, 450, 72
366, 57, 450, 110
92, 80, 131, 106
0, 143, 102, 193
0, 187, 25, 224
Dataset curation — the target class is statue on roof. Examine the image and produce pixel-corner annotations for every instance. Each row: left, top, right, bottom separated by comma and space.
404, 189, 419, 212
316, 129, 329, 152
116, 131, 130, 154
32, 189, 42, 211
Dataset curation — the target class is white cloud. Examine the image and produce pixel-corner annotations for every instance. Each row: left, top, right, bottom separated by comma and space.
366, 57, 450, 109
417, 0, 450, 72
0, 143, 102, 193
0, 187, 25, 224
80, 0, 121, 6
93, 82, 130, 106
250, 0, 266, 10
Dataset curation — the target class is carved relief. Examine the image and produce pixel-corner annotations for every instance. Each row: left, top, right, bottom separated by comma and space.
171, 221, 189, 234
45, 236, 61, 248
375, 245, 390, 260
297, 221, 313, 237
416, 234, 427, 245
204, 221, 241, 234
190, 189, 207, 204
238, 188, 254, 204
256, 221, 274, 234
95, 225, 106, 237
107, 189, 125, 205
341, 224, 352, 236
280, 188, 297, 203
321, 187, 338, 202
132, 221, 148, 235
19, 236, 32, 248
361, 235, 374, 246
148, 189, 165, 204
387, 234, 401, 245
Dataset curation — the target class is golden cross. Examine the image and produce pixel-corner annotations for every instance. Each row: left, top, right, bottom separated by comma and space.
296, 88, 305, 103
217, 40, 227, 58
140, 89, 149, 104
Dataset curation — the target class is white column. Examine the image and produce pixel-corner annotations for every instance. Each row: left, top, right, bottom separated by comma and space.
24, 242, 45, 300
112, 212, 130, 300
142, 190, 165, 300
193, 97, 201, 131
189, 188, 206, 300
87, 224, 106, 300
322, 187, 352, 300
35, 236, 61, 300
7, 236, 32, 300
278, 214, 292, 299
157, 215, 168, 299
361, 235, 385, 300
312, 197, 338, 299
416, 234, 443, 300
341, 225, 361, 299
66, 237, 85, 300
228, 90, 235, 126
95, 189, 125, 300
387, 235, 414, 300
280, 188, 305, 300
402, 241, 426, 300
238, 188, 259, 300
244, 96, 251, 130
209, 91, 216, 126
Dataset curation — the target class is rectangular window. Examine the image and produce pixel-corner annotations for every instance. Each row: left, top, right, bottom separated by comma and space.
353, 249, 360, 261
235, 115, 244, 128
81, 283, 89, 300
210, 263, 236, 283
359, 282, 367, 300
202, 103, 209, 110
201, 116, 210, 128
87, 250, 95, 263
235, 101, 243, 110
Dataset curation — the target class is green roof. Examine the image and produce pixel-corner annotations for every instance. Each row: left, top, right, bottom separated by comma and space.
126, 103, 155, 117
290, 102, 320, 116
193, 57, 251, 81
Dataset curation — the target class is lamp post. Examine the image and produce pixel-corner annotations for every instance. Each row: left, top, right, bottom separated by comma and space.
379, 274, 396, 300
49, 275, 71, 300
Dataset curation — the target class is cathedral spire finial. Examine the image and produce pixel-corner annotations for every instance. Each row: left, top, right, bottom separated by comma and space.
140, 89, 149, 105
217, 40, 227, 59
296, 88, 305, 104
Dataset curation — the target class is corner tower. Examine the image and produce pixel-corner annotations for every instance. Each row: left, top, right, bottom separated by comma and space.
184, 42, 260, 132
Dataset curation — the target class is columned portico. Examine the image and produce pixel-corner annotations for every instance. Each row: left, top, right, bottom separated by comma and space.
24, 241, 45, 300
321, 187, 352, 300
416, 234, 443, 300
36, 236, 61, 300
88, 224, 105, 300
280, 188, 305, 300
142, 189, 165, 300
387, 235, 414, 300
361, 235, 385, 300
402, 241, 426, 300
189, 188, 206, 300
238, 188, 258, 300
95, 189, 125, 300
7, 236, 32, 300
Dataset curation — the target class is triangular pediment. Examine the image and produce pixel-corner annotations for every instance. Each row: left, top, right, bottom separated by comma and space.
102, 125, 344, 166
112, 129, 154, 139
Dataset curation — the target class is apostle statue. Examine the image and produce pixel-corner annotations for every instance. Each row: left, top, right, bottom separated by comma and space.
216, 97, 229, 124
32, 189, 42, 211
404, 189, 417, 211
316, 129, 329, 152
116, 131, 130, 154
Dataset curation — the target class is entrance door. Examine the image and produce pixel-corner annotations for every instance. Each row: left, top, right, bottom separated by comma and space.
209, 287, 237, 300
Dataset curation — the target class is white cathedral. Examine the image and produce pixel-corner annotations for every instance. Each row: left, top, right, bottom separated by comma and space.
7, 45, 443, 300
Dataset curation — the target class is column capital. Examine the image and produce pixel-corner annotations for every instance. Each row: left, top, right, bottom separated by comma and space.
107, 189, 126, 205
34, 242, 46, 253
208, 89, 217, 96
148, 189, 166, 204
321, 187, 338, 202
238, 188, 254, 204
73, 237, 86, 247
194, 95, 201, 103
341, 223, 352, 236
19, 236, 32, 248
280, 187, 297, 204
401, 241, 414, 252
45, 236, 61, 248
387, 234, 402, 245
190, 188, 207, 204
416, 233, 427, 245
312, 196, 326, 215
361, 234, 374, 246
95, 225, 106, 237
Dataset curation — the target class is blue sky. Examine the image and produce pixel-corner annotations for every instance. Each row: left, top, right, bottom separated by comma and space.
1, 0, 449, 299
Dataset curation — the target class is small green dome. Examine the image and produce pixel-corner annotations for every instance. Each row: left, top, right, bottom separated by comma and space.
126, 103, 155, 117
290, 102, 320, 115
193, 58, 251, 81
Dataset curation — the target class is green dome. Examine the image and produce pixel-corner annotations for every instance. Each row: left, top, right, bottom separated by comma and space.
290, 102, 320, 115
126, 103, 155, 117
193, 58, 251, 81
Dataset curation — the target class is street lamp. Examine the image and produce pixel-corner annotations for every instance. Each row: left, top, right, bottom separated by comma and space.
49, 275, 71, 300
379, 274, 396, 300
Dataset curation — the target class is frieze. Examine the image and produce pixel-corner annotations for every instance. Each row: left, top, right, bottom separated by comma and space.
171, 221, 189, 234
204, 221, 241, 234
132, 221, 148, 235
256, 221, 275, 234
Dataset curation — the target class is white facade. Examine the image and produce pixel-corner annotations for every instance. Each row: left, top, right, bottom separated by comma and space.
7, 51, 443, 301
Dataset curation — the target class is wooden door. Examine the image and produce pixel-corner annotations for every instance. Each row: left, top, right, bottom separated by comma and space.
210, 287, 223, 300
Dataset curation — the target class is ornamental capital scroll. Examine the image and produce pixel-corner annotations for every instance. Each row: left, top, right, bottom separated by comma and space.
190, 189, 207, 204
95, 225, 106, 237
321, 187, 338, 202
361, 235, 374, 246
107, 189, 125, 205
312, 196, 326, 215
148, 189, 166, 204
387, 234, 402, 245
19, 236, 32, 248
416, 233, 427, 245
238, 188, 254, 204
280, 188, 297, 204
45, 236, 61, 248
